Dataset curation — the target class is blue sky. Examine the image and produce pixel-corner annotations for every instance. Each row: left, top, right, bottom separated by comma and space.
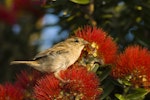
39, 14, 68, 51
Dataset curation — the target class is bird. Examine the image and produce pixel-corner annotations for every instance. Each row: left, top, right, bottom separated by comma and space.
10, 37, 88, 82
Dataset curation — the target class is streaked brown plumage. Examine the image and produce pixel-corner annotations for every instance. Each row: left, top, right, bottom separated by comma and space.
11, 37, 88, 81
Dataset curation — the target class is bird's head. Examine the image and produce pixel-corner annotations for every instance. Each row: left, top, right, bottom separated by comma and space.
66, 37, 89, 46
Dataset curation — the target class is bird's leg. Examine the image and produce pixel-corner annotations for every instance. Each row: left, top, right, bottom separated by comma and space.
54, 71, 67, 83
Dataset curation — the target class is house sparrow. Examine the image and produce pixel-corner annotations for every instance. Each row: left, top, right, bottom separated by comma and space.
11, 37, 88, 81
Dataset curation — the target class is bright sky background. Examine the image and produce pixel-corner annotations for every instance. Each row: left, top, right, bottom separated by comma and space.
39, 14, 68, 51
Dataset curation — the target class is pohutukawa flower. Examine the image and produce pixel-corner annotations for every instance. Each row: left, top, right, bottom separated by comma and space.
0, 5, 16, 25
34, 74, 61, 100
15, 70, 42, 90
75, 26, 118, 70
0, 85, 5, 99
34, 65, 102, 100
14, 70, 43, 99
0, 83, 23, 100
12, 0, 44, 17
60, 66, 102, 100
112, 45, 150, 88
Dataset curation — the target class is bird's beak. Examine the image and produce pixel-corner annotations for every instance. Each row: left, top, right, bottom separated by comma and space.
84, 40, 89, 45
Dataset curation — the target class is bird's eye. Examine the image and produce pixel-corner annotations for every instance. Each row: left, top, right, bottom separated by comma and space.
74, 39, 79, 42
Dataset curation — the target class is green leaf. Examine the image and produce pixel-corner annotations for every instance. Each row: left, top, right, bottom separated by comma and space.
100, 79, 114, 100
99, 68, 111, 81
117, 78, 132, 86
116, 88, 149, 100
115, 94, 126, 100
70, 0, 90, 4
126, 88, 149, 100
91, 64, 99, 72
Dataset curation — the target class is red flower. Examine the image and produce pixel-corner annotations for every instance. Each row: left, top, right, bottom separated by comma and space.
15, 70, 42, 89
34, 65, 101, 100
0, 83, 23, 100
14, 70, 43, 99
0, 0, 44, 25
75, 26, 118, 65
0, 4, 16, 25
12, 0, 44, 17
0, 85, 5, 100
34, 74, 61, 100
60, 66, 102, 100
112, 45, 150, 88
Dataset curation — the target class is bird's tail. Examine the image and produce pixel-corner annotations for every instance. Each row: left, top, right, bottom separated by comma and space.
10, 61, 39, 67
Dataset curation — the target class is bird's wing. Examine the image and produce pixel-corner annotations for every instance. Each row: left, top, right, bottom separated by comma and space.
33, 45, 69, 60
33, 48, 52, 60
